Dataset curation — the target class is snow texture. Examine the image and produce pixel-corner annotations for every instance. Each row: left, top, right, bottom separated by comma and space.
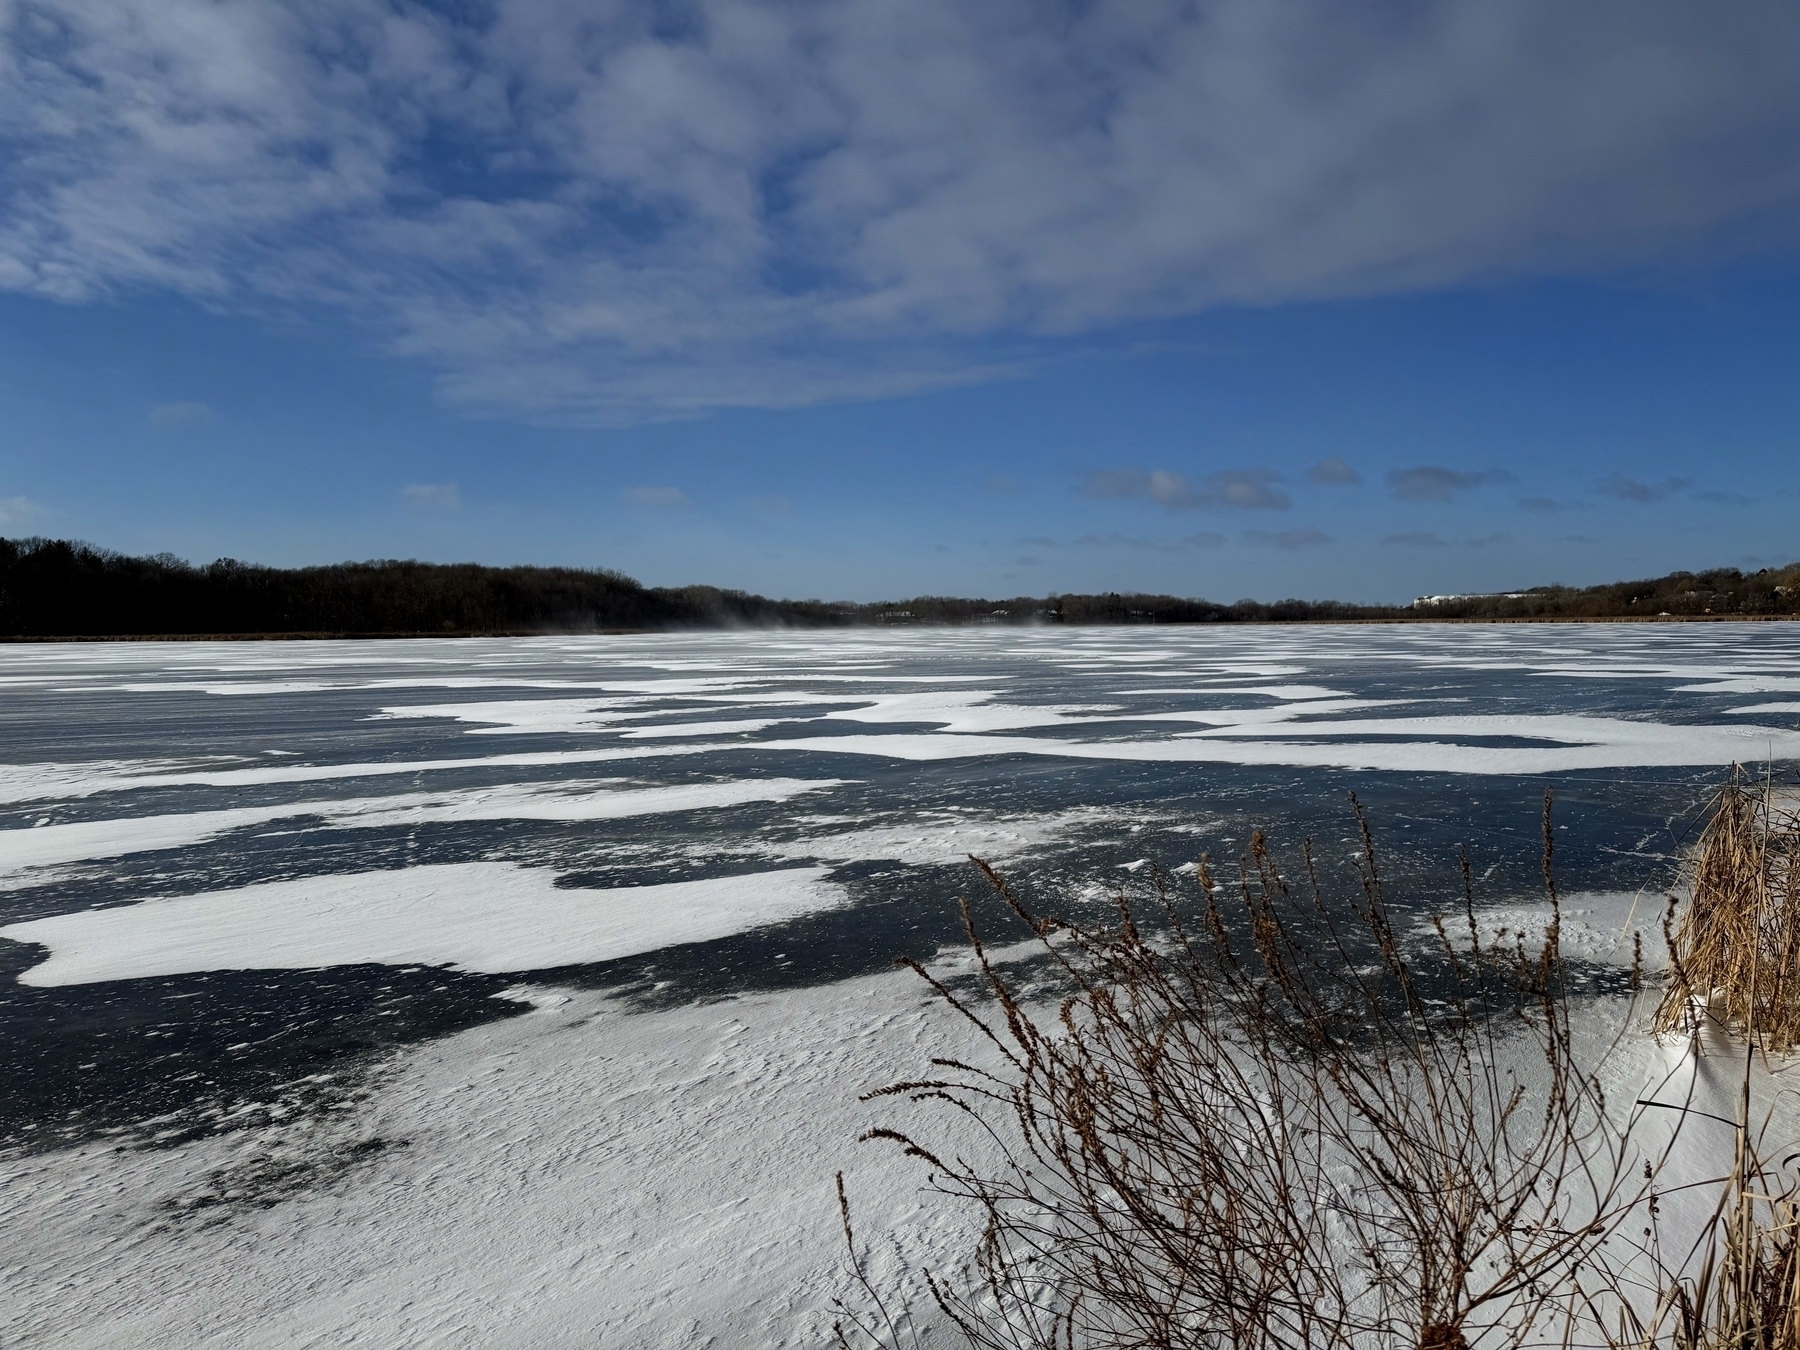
0, 778, 844, 883
0, 964, 987, 1348
3, 864, 845, 986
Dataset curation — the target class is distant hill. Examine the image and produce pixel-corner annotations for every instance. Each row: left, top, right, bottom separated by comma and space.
1, 536, 1795, 637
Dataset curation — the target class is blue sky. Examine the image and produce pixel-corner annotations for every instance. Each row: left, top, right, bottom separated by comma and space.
2, 0, 1798, 603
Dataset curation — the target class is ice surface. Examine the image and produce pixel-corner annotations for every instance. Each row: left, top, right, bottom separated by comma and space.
3, 863, 846, 985
747, 714, 1800, 774
0, 778, 845, 882
0, 745, 721, 804
752, 805, 1140, 866
8, 626, 1800, 1344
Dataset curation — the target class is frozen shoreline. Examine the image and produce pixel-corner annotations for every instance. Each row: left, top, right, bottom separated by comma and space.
0, 962, 993, 1348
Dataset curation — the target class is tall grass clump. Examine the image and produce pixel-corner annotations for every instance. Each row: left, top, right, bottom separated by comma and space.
1657, 769, 1800, 1049
837, 794, 1679, 1350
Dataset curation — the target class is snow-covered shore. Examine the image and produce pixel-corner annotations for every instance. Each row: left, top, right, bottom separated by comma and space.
0, 961, 992, 1347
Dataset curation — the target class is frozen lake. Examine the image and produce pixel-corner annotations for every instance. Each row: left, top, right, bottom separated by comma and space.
4, 623, 1800, 1345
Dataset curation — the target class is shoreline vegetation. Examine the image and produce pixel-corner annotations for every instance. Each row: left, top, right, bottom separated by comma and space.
2, 535, 1797, 638
840, 776, 1800, 1349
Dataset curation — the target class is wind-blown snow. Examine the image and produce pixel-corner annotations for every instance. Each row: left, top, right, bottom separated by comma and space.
0, 964, 985, 1348
2, 864, 845, 986
746, 715, 1800, 774
0, 746, 719, 805
0, 778, 844, 882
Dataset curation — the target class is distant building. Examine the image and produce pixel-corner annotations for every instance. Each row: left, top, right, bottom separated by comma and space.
1411, 592, 1533, 608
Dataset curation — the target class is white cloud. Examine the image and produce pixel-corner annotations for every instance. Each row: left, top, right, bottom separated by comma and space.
3, 1, 1799, 424
1084, 467, 1289, 510
1243, 527, 1331, 549
147, 401, 215, 427
402, 482, 460, 509
625, 484, 690, 508
1386, 466, 1514, 503
0, 495, 45, 530
1307, 457, 1360, 486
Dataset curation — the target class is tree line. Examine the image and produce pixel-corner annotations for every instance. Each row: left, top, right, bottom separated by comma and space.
1, 536, 1795, 636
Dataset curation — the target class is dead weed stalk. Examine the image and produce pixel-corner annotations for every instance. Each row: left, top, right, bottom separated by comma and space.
1656, 769, 1800, 1050
838, 793, 1672, 1350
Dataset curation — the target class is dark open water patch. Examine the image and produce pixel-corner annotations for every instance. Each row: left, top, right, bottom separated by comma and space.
0, 941, 525, 1155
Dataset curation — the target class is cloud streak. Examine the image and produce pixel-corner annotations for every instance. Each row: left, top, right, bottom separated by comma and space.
1243, 527, 1331, 550
1084, 467, 1290, 510
1596, 474, 1692, 502
1386, 466, 1514, 503
1384, 530, 1511, 547
4, 1, 1800, 423
1307, 457, 1360, 485
0, 495, 44, 530
625, 485, 690, 508
402, 482, 461, 510
147, 401, 215, 428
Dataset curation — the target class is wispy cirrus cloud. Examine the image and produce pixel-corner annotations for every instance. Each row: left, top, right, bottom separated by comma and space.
1083, 467, 1289, 510
147, 401, 215, 428
1051, 530, 1227, 551
402, 482, 460, 510
1306, 457, 1361, 485
624, 485, 691, 509
1384, 529, 1512, 547
1385, 466, 1514, 503
0, 495, 45, 530
2, 1, 1798, 425
1243, 527, 1331, 549
1071, 532, 1190, 552
1596, 474, 1692, 502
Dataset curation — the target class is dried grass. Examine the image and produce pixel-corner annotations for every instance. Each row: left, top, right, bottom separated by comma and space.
837, 793, 1668, 1350
836, 778, 1800, 1350
1656, 770, 1800, 1050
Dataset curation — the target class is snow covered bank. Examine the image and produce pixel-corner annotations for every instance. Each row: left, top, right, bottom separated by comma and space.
0, 964, 985, 1348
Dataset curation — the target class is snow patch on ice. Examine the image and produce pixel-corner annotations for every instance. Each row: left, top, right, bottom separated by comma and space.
822, 688, 1121, 734
0, 745, 725, 805
748, 715, 1800, 774
0, 778, 846, 882
1427, 890, 1672, 968
2, 863, 846, 986
752, 806, 1131, 867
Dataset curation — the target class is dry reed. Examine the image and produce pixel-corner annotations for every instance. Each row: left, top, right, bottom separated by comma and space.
839, 779, 1800, 1350
1656, 769, 1800, 1050
836, 793, 1675, 1350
